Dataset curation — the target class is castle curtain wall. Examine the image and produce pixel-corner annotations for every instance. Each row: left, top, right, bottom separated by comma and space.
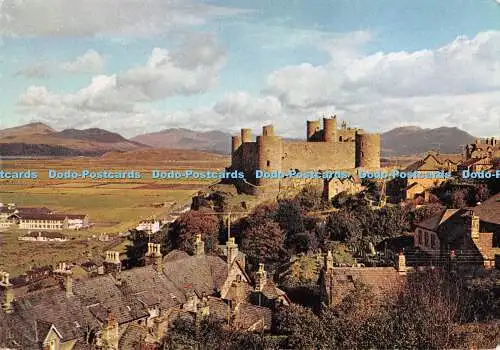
282, 141, 356, 170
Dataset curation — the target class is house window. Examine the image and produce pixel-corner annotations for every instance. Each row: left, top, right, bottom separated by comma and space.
431, 235, 436, 249
266, 160, 270, 166
418, 230, 423, 245
425, 232, 429, 247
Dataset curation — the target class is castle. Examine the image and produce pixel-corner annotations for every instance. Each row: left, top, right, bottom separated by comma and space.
229, 116, 381, 195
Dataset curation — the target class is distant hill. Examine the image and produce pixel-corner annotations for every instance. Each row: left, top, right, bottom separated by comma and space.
56, 128, 143, 144
131, 128, 231, 154
0, 122, 55, 138
0, 123, 147, 157
0, 122, 477, 158
381, 126, 476, 156
133, 125, 476, 157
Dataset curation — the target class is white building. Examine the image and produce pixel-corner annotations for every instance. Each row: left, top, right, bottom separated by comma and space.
65, 214, 89, 230
136, 219, 161, 233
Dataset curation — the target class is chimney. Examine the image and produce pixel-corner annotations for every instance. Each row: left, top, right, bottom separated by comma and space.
54, 262, 73, 297
184, 291, 198, 312
228, 278, 244, 329
0, 271, 14, 314
101, 309, 119, 350
145, 243, 162, 271
467, 213, 480, 240
424, 190, 430, 202
103, 251, 121, 275
226, 237, 238, 266
255, 263, 267, 292
397, 252, 406, 274
324, 250, 334, 270
196, 292, 210, 322
193, 234, 205, 255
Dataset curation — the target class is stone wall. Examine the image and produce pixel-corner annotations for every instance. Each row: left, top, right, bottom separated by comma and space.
282, 141, 356, 170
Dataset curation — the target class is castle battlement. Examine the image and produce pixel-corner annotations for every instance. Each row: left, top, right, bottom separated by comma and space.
229, 116, 381, 195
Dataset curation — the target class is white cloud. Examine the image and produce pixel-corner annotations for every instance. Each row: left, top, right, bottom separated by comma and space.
0, 0, 252, 37
117, 33, 225, 100
14, 30, 500, 138
62, 50, 106, 74
17, 34, 226, 128
262, 31, 500, 137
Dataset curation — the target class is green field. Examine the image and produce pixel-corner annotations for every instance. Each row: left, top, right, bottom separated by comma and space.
0, 155, 229, 276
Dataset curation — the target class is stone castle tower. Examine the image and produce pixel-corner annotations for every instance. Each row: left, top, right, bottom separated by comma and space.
230, 116, 380, 195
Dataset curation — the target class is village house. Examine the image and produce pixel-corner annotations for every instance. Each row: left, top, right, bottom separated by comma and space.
0, 235, 288, 349
401, 152, 462, 200
323, 174, 364, 201
457, 156, 495, 173
413, 194, 499, 269
318, 250, 408, 307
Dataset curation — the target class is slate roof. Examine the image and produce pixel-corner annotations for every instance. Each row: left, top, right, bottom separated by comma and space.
206, 297, 272, 330
404, 153, 462, 172
416, 209, 459, 231
8, 289, 100, 344
470, 193, 500, 225
162, 251, 229, 297
327, 267, 405, 298
119, 265, 185, 309
1, 248, 284, 347
459, 157, 487, 167
261, 280, 288, 300
73, 276, 148, 324
17, 213, 68, 221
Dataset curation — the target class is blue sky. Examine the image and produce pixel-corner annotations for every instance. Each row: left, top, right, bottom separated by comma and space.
1, 0, 499, 137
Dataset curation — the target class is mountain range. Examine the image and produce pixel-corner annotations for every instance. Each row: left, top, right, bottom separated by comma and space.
0, 122, 476, 157
0, 122, 145, 157
380, 126, 475, 156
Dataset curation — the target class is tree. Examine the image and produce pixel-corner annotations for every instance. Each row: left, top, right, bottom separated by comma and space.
162, 315, 272, 350
276, 199, 305, 236
320, 281, 379, 349
325, 210, 362, 244
295, 184, 329, 212
273, 304, 326, 349
474, 184, 490, 203
169, 208, 221, 254
451, 189, 467, 208
240, 217, 287, 264
370, 270, 463, 350
411, 202, 445, 226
